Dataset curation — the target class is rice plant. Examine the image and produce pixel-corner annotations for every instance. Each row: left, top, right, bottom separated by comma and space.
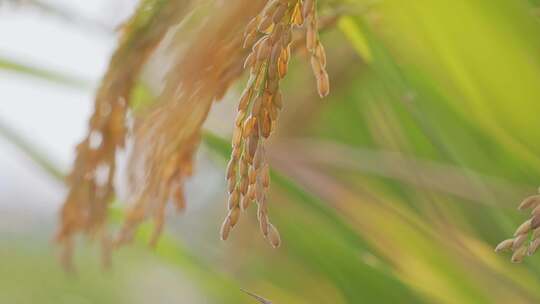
3, 0, 540, 303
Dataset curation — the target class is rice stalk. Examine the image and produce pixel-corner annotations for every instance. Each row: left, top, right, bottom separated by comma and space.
221, 0, 330, 248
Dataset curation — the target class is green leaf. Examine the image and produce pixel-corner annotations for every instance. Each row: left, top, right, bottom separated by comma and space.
0, 57, 92, 89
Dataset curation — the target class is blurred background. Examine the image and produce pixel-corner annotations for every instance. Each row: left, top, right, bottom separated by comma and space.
2, 0, 540, 303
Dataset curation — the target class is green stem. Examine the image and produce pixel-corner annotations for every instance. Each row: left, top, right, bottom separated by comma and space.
0, 57, 92, 90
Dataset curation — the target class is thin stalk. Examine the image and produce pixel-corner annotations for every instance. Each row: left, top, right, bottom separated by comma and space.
0, 118, 64, 180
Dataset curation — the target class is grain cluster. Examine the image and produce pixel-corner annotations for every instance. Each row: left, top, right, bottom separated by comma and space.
495, 189, 540, 262
221, 0, 329, 247
56, 0, 329, 267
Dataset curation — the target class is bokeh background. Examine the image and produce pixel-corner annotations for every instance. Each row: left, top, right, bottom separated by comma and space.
2, 0, 540, 303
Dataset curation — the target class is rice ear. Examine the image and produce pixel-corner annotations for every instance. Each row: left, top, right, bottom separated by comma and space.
56, 0, 195, 269
497, 190, 540, 263
512, 234, 528, 251
514, 219, 532, 236
220, 217, 232, 241
221, 0, 330, 246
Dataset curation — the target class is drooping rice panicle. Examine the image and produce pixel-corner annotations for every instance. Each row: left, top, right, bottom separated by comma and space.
221, 0, 329, 248
118, 0, 264, 248
56, 0, 193, 269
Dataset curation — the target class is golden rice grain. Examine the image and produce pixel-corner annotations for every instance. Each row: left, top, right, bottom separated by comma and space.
495, 238, 514, 252
514, 219, 532, 236
261, 164, 270, 188
315, 43, 327, 67
512, 234, 528, 250
243, 116, 257, 136
248, 166, 258, 184
316, 70, 330, 97
291, 2, 303, 26
228, 190, 240, 209
239, 178, 249, 196
512, 246, 527, 263
241, 193, 252, 211
533, 227, 540, 239
229, 207, 241, 227
221, 217, 232, 240
56, 0, 194, 268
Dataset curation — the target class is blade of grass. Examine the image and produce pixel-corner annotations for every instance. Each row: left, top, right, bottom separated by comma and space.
0, 57, 92, 90
0, 118, 63, 179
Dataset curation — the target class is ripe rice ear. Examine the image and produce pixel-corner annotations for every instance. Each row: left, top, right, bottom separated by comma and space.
58, 0, 266, 268
122, 0, 264, 249
56, 0, 194, 269
497, 188, 540, 263
220, 0, 331, 248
